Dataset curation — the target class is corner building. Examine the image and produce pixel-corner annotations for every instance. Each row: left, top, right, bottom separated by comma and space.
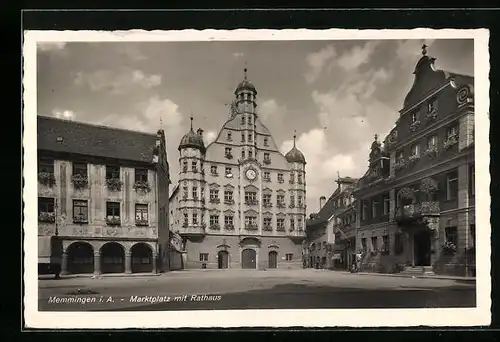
353, 48, 475, 276
37, 116, 171, 275
170, 70, 307, 269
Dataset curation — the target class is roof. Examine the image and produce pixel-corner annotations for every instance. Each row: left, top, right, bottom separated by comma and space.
285, 146, 306, 164
37, 115, 157, 163
178, 128, 205, 152
306, 187, 341, 226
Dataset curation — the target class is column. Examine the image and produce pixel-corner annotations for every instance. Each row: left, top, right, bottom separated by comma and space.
93, 251, 101, 275
60, 252, 68, 275
389, 189, 396, 221
458, 113, 474, 151
125, 251, 132, 274
152, 253, 158, 274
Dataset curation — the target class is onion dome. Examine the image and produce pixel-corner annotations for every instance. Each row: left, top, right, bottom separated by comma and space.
234, 68, 257, 94
178, 117, 205, 152
285, 132, 306, 164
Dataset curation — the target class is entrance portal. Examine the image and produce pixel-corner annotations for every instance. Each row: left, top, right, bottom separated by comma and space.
100, 242, 125, 274
268, 251, 278, 269
131, 243, 153, 273
67, 242, 94, 274
241, 248, 256, 269
218, 250, 229, 269
414, 230, 431, 266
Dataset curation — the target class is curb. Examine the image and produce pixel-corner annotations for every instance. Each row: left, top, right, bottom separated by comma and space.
351, 272, 476, 282
41, 273, 162, 280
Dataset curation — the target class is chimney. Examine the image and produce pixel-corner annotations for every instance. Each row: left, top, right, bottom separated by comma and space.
319, 196, 326, 210
197, 128, 204, 137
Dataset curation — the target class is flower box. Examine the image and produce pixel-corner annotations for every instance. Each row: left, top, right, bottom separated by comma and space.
408, 155, 420, 165
409, 120, 421, 132
73, 214, 88, 224
278, 179, 284, 184
105, 178, 123, 192
442, 241, 457, 255
224, 224, 234, 230
39, 212, 55, 223
135, 219, 148, 227
72, 174, 88, 189
444, 134, 459, 149
277, 203, 286, 208
38, 172, 56, 186
420, 177, 438, 194
106, 217, 121, 226
393, 160, 406, 170
276, 227, 285, 232
245, 200, 258, 206
263, 202, 273, 208
424, 147, 439, 158
263, 225, 272, 231
209, 224, 221, 230
225, 153, 233, 159
209, 198, 220, 204
224, 199, 235, 205
263, 159, 271, 165
425, 109, 438, 122
245, 224, 258, 230
133, 181, 151, 193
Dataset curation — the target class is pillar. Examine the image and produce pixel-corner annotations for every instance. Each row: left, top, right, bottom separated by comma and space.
93, 251, 101, 275
125, 251, 132, 274
458, 113, 474, 151
60, 252, 68, 275
152, 254, 158, 274
389, 189, 396, 221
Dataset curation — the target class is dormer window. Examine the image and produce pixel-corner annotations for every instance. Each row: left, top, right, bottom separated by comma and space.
241, 115, 245, 125
411, 144, 420, 157
264, 137, 269, 147
248, 150, 253, 159
248, 134, 253, 143
427, 99, 437, 113
225, 147, 232, 159
247, 116, 252, 125
225, 167, 233, 178
241, 132, 245, 142
210, 165, 218, 176
227, 131, 232, 141
411, 112, 418, 123
241, 150, 245, 159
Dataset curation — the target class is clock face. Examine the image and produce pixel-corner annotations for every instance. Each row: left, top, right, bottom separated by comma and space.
246, 169, 257, 180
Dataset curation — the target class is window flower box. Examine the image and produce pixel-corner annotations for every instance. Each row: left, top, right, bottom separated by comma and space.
225, 153, 233, 159
73, 214, 88, 224
245, 223, 258, 231
277, 227, 285, 232
209, 198, 220, 204
420, 177, 438, 194
442, 241, 457, 255
263, 159, 271, 165
136, 219, 148, 227
133, 181, 151, 193
289, 180, 295, 184
39, 212, 55, 223
444, 134, 459, 149
409, 120, 421, 132
263, 202, 273, 208
182, 167, 188, 173
182, 222, 188, 228
106, 217, 121, 226
289, 204, 296, 209
278, 179, 284, 184
224, 199, 235, 205
105, 178, 123, 192
224, 224, 234, 230
211, 172, 219, 177
263, 225, 272, 231
393, 160, 406, 171
277, 203, 286, 209
245, 199, 258, 206
209, 224, 221, 230
408, 154, 420, 164
425, 109, 438, 122
424, 147, 439, 158
38, 172, 56, 187
398, 187, 415, 200
72, 174, 88, 189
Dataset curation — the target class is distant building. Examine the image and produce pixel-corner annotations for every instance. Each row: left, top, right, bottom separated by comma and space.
353, 46, 475, 276
169, 69, 307, 269
305, 177, 357, 269
37, 116, 170, 275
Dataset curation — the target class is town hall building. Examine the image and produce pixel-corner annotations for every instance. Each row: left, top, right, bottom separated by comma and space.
169, 69, 307, 269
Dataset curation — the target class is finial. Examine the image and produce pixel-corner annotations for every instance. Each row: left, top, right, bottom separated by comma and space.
337, 171, 340, 180
422, 44, 428, 56
160, 115, 163, 129
293, 130, 297, 147
190, 114, 193, 131
244, 68, 248, 80
374, 133, 378, 141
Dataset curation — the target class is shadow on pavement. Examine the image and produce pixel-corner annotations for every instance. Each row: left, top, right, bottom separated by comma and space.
108, 283, 476, 311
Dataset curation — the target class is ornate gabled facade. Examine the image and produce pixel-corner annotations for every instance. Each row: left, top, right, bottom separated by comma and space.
353, 46, 475, 276
37, 116, 171, 275
169, 69, 307, 269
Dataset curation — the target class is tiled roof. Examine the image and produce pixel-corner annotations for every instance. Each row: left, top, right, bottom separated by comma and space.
306, 187, 341, 227
37, 116, 157, 164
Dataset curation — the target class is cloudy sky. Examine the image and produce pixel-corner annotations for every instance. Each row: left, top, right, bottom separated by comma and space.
37, 38, 473, 213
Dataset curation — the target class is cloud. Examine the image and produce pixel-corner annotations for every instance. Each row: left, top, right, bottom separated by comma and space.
233, 52, 245, 58
74, 69, 162, 94
204, 131, 217, 145
337, 41, 380, 71
305, 45, 337, 83
258, 98, 287, 122
119, 45, 148, 61
52, 109, 75, 120
396, 39, 436, 65
38, 42, 67, 52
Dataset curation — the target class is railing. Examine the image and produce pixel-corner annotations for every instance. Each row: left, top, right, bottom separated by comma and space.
179, 224, 206, 235
288, 229, 306, 238
245, 223, 258, 231
396, 201, 440, 220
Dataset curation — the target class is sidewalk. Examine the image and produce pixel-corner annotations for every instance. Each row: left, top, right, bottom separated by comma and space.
341, 271, 476, 282
40, 272, 162, 280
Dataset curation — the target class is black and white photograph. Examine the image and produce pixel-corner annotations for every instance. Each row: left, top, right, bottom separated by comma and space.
23, 29, 490, 328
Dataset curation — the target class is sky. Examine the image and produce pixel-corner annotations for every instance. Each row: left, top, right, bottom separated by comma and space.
37, 38, 473, 214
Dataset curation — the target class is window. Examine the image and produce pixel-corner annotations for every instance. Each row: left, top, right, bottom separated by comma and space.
297, 218, 303, 230
263, 171, 270, 180
470, 224, 476, 247
470, 164, 475, 196
209, 215, 219, 226
135, 168, 148, 182
411, 111, 418, 123
225, 167, 233, 177
182, 186, 188, 199
199, 253, 209, 262
38, 197, 55, 222
73, 200, 88, 223
182, 160, 188, 172
106, 202, 120, 220
372, 200, 378, 218
241, 132, 245, 142
445, 226, 458, 246
286, 254, 293, 261
241, 115, 245, 125
227, 131, 232, 141
362, 201, 368, 220
371, 236, 378, 251
277, 218, 285, 230
298, 195, 303, 207
383, 196, 390, 216
290, 195, 295, 207
241, 150, 245, 159
278, 173, 284, 183
245, 216, 257, 228
446, 125, 458, 139
211, 165, 218, 175
427, 135, 438, 149
245, 191, 257, 203
224, 215, 233, 226
290, 217, 295, 230
192, 186, 198, 199
396, 151, 404, 163
38, 158, 54, 173
209, 189, 219, 200
264, 152, 270, 161
277, 194, 284, 206
446, 170, 458, 200
192, 213, 198, 225
264, 137, 269, 146
428, 99, 437, 113
248, 116, 252, 125
224, 190, 233, 202
135, 204, 148, 223
225, 147, 232, 156
263, 217, 272, 227
72, 162, 87, 176
248, 134, 253, 143
248, 150, 253, 158
298, 173, 303, 184
191, 161, 198, 173
382, 235, 390, 253
411, 144, 420, 157
106, 165, 120, 179
361, 238, 367, 251
263, 194, 271, 205
183, 212, 188, 226
290, 172, 295, 183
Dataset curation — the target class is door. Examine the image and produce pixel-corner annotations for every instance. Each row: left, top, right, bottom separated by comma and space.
218, 251, 229, 269
241, 249, 256, 269
414, 230, 431, 266
268, 251, 278, 269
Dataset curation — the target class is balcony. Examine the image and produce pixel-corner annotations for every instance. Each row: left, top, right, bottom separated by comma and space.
288, 228, 306, 239
244, 223, 258, 231
245, 199, 258, 206
179, 224, 206, 236
395, 201, 440, 223
263, 202, 273, 208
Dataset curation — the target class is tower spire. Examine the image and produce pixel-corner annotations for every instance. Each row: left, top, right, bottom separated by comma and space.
422, 43, 428, 56
190, 114, 193, 131
293, 130, 297, 147
160, 115, 163, 130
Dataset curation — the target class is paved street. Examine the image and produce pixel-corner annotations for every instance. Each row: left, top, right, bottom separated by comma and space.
38, 269, 476, 311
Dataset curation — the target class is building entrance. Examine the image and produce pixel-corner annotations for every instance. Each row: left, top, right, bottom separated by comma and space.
414, 230, 432, 266
218, 250, 229, 269
241, 248, 256, 269
268, 251, 278, 269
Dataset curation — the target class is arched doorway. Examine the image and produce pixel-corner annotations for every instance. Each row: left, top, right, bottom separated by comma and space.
100, 242, 125, 274
217, 250, 229, 269
131, 243, 153, 273
268, 251, 278, 269
241, 248, 256, 269
67, 242, 94, 274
